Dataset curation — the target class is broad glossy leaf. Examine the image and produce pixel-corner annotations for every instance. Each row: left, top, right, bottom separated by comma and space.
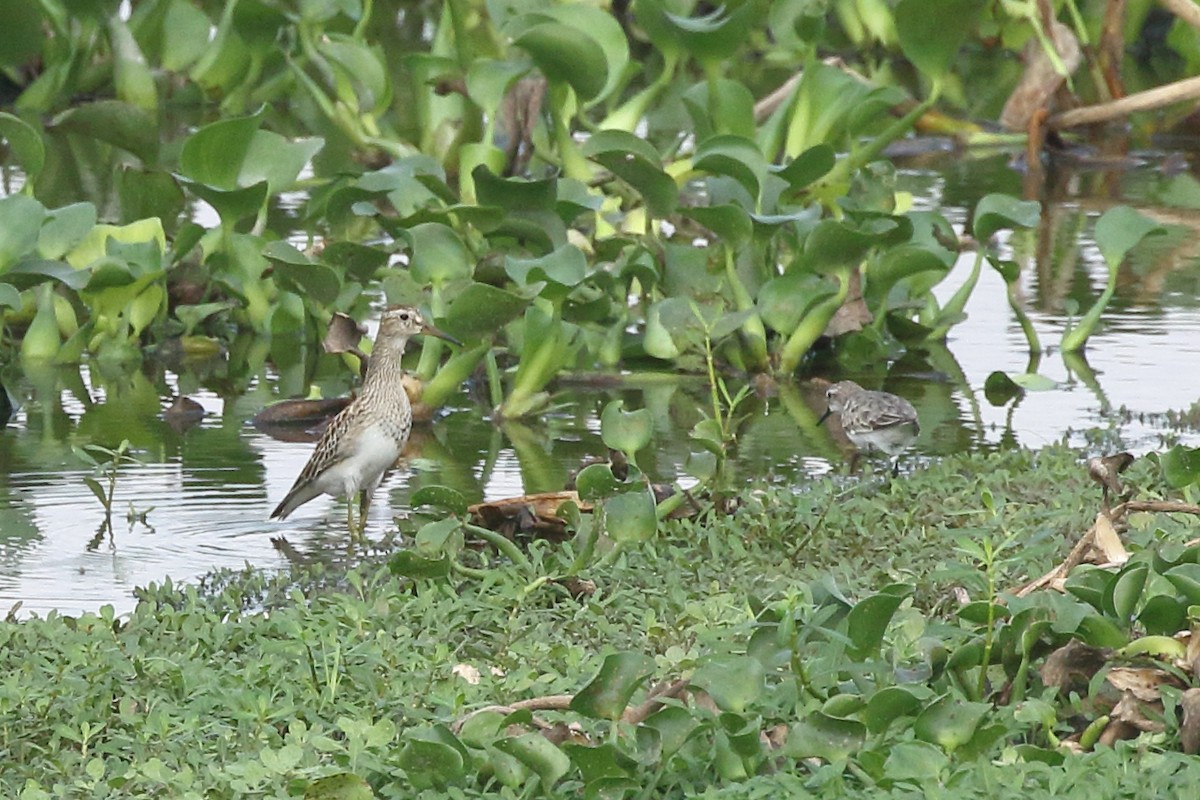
784, 712, 866, 761
576, 463, 621, 500
472, 165, 557, 211
66, 218, 165, 270
180, 179, 269, 226
443, 282, 530, 341
683, 205, 752, 247
513, 22, 607, 101
36, 203, 96, 261
895, 0, 985, 84
397, 732, 464, 791
504, 244, 586, 289
601, 400, 653, 457
570, 652, 655, 720
583, 130, 678, 217
179, 109, 265, 189
882, 741, 949, 782
389, 550, 451, 580
0, 194, 45, 271
1093, 205, 1166, 268
493, 732, 571, 789
971, 194, 1040, 241
563, 742, 636, 785
604, 487, 657, 543
846, 587, 910, 661
1161, 444, 1200, 489
320, 34, 389, 112
865, 243, 951, 306
863, 686, 927, 734
415, 517, 462, 556
689, 654, 764, 714
693, 135, 767, 200
1165, 563, 1200, 606
466, 59, 531, 114
758, 272, 835, 335
0, 112, 45, 181
404, 223, 472, 286
912, 695, 991, 752
983, 370, 1021, 406
0, 283, 20, 309
1008, 373, 1058, 391
773, 143, 836, 190
50, 100, 159, 164
240, 131, 324, 195
410, 485, 469, 515
648, 0, 763, 62
532, 4, 629, 104
1138, 593, 1187, 636
263, 241, 341, 305
640, 706, 701, 759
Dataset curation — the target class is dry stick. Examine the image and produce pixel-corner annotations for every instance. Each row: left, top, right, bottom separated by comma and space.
1161, 0, 1200, 32
1013, 500, 1200, 597
1048, 75, 1200, 129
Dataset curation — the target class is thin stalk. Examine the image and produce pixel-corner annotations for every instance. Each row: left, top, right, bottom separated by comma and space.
1061, 257, 1118, 352
777, 269, 850, 374
463, 522, 532, 571
722, 247, 770, 371
929, 249, 984, 341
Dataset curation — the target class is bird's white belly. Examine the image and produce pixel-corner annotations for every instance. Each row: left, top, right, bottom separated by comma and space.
312, 424, 402, 498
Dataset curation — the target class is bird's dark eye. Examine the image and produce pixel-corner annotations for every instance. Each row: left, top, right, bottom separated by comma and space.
399, 312, 409, 321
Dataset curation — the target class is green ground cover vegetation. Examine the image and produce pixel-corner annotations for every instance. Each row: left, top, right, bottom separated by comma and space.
6, 441, 1200, 798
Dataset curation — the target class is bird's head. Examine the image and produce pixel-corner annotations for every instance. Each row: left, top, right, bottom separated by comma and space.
378, 305, 461, 346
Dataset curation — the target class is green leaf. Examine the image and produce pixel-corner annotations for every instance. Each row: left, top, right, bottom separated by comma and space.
505, 244, 586, 291
689, 654, 764, 714
37, 203, 99, 261
912, 694, 991, 753
50, 100, 159, 164
693, 135, 767, 201
600, 400, 653, 457
1161, 445, 1200, 489
415, 518, 463, 556
239, 131, 324, 195
472, 166, 557, 211
401, 223, 472, 287
683, 205, 753, 248
263, 242, 341, 305
0, 194, 46, 271
1093, 205, 1166, 268
895, 0, 985, 86
772, 144, 836, 190
493, 732, 571, 789
397, 732, 464, 791
513, 22, 607, 101
1165, 563, 1200, 606
410, 485, 469, 515
575, 463, 621, 501
303, 771, 375, 799
863, 686, 927, 734
531, 4, 629, 105
971, 193, 1041, 241
0, 111, 45, 182
603, 487, 657, 543
179, 109, 265, 189
784, 712, 866, 761
570, 652, 655, 720
582, 130, 678, 217
388, 551, 451, 580
846, 586, 910, 660
442, 282, 530, 342
466, 59, 531, 115
178, 179, 269, 227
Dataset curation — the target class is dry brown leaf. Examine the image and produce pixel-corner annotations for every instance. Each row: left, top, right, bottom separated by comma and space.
1000, 21, 1083, 131
1091, 513, 1129, 566
1181, 688, 1200, 754
1040, 640, 1111, 691
1110, 692, 1166, 733
452, 664, 482, 685
1106, 666, 1178, 702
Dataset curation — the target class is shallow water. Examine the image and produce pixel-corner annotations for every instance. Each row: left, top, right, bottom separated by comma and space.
5, 152, 1200, 616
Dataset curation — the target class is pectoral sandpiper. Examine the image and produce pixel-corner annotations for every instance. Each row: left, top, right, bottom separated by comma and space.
818, 380, 920, 475
270, 305, 459, 535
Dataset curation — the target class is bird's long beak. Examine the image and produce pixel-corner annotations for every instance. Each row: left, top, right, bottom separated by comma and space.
817, 408, 833, 425
421, 321, 462, 347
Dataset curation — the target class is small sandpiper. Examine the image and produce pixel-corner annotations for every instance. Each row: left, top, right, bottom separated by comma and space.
818, 380, 920, 475
271, 305, 459, 535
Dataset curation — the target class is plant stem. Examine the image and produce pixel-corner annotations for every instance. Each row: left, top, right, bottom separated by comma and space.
463, 522, 532, 572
